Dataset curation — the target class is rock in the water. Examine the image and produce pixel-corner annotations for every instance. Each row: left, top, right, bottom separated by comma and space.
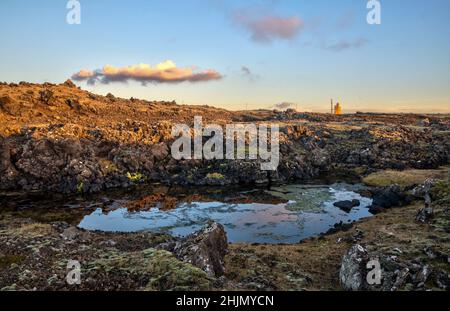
173, 221, 228, 277
339, 244, 369, 291
333, 199, 360, 213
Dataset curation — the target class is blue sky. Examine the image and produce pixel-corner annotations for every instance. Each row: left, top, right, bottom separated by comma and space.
0, 0, 449, 112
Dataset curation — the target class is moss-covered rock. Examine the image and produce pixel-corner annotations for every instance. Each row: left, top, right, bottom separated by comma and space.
85, 248, 214, 291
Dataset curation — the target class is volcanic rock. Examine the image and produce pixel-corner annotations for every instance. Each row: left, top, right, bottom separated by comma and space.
339, 244, 369, 291
333, 199, 360, 213
173, 221, 228, 277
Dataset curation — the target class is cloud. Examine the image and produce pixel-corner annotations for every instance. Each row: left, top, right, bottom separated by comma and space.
241, 66, 259, 81
233, 10, 304, 43
73, 69, 95, 79
72, 61, 223, 85
322, 37, 368, 52
241, 66, 251, 75
274, 102, 297, 110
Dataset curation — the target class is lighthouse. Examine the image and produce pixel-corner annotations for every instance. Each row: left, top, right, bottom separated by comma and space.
334, 102, 342, 115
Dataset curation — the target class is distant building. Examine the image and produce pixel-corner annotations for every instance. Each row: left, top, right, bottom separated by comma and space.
334, 102, 342, 115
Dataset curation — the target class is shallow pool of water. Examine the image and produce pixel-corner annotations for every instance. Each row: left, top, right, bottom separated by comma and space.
77, 183, 373, 244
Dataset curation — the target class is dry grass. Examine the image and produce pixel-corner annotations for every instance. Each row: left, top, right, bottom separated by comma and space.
363, 168, 449, 188
16, 223, 54, 237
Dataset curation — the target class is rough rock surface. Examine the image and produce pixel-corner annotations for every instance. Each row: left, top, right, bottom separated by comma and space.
172, 221, 228, 277
339, 244, 369, 291
415, 207, 434, 223
0, 82, 448, 193
368, 185, 413, 214
339, 240, 450, 291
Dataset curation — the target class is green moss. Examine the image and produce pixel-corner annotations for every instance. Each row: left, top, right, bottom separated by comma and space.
76, 181, 84, 193
142, 249, 213, 291
126, 172, 145, 182
0, 255, 25, 270
206, 173, 225, 180
86, 248, 213, 291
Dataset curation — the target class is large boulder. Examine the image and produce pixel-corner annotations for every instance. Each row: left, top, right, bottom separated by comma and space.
339, 244, 370, 291
368, 185, 412, 214
172, 221, 228, 277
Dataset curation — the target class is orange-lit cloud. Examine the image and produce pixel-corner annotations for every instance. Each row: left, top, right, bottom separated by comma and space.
72, 61, 222, 85
74, 69, 95, 79
233, 10, 304, 43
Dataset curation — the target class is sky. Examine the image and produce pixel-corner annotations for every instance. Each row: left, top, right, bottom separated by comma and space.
0, 0, 449, 113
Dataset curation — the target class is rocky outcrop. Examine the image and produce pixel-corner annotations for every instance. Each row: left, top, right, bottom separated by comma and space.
172, 221, 228, 277
339, 244, 369, 291
0, 82, 449, 194
368, 185, 412, 214
340, 244, 450, 291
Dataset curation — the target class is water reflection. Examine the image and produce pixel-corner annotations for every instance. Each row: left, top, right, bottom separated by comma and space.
78, 184, 373, 244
